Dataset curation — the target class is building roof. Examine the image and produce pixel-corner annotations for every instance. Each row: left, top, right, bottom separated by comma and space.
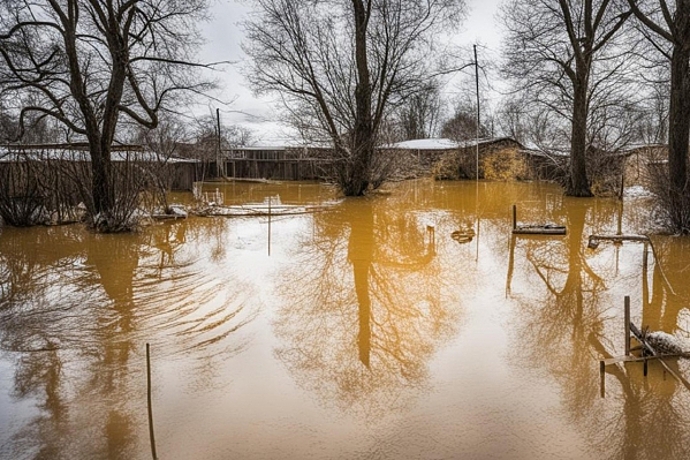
0, 145, 198, 164
386, 138, 460, 150
384, 137, 522, 150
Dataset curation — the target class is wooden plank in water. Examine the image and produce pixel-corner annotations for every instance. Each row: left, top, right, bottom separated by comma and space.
589, 234, 650, 243
601, 354, 682, 366
602, 356, 645, 366
512, 226, 567, 235
511, 204, 567, 235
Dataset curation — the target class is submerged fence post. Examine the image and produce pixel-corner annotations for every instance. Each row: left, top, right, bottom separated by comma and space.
624, 296, 631, 356
512, 204, 517, 231
146, 343, 158, 460
426, 224, 435, 249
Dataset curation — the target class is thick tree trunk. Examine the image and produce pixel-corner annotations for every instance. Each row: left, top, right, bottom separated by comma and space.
668, 44, 690, 198
346, 0, 374, 197
90, 140, 114, 217
665, 43, 690, 232
567, 72, 593, 197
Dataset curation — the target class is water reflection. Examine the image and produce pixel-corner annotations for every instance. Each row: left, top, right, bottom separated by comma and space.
507, 197, 690, 460
2, 182, 690, 459
644, 238, 690, 336
274, 195, 460, 416
0, 218, 256, 459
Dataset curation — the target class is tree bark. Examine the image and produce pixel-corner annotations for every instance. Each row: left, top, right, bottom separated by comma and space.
348, 0, 374, 197
568, 70, 594, 197
89, 141, 114, 216
667, 43, 690, 200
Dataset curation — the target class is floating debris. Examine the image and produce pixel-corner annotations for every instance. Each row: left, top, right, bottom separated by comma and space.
192, 199, 344, 217
512, 224, 567, 235
642, 330, 690, 358
152, 204, 188, 220
451, 226, 475, 244
511, 204, 566, 235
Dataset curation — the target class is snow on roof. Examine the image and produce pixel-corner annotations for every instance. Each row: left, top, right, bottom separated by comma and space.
226, 145, 287, 151
385, 137, 521, 150
386, 138, 460, 150
621, 143, 667, 152
0, 146, 197, 163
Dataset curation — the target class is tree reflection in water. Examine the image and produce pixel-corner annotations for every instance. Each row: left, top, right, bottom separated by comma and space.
507, 197, 690, 459
0, 218, 256, 459
274, 196, 461, 417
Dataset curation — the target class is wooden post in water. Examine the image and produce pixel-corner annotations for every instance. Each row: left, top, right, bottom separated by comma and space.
624, 296, 631, 356
268, 196, 272, 256
512, 204, 517, 231
506, 234, 516, 297
599, 360, 606, 398
426, 225, 435, 249
474, 44, 480, 183
146, 343, 158, 460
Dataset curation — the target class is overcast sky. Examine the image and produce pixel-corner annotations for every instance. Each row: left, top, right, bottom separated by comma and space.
197, 0, 505, 145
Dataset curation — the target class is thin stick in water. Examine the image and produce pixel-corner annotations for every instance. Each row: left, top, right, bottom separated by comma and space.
147, 343, 158, 460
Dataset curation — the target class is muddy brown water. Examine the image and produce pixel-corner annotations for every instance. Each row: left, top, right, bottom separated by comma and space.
1, 180, 689, 460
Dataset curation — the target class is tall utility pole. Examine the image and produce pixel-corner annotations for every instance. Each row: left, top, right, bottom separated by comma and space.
216, 108, 225, 178
474, 44, 480, 181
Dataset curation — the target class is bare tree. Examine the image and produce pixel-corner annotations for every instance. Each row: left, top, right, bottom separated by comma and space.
244, 0, 465, 196
0, 0, 212, 231
637, 69, 670, 145
441, 103, 489, 141
501, 0, 632, 196
397, 82, 444, 140
495, 97, 529, 144
627, 0, 690, 233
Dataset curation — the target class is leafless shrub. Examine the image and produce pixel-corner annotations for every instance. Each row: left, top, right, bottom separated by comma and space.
0, 150, 83, 227
431, 150, 471, 180
0, 158, 44, 226
482, 147, 530, 181
432, 145, 530, 181
647, 163, 690, 234
47, 151, 167, 233
588, 153, 627, 197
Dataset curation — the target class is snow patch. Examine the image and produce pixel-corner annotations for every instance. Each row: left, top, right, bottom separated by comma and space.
645, 331, 690, 355
387, 138, 460, 150
624, 185, 654, 198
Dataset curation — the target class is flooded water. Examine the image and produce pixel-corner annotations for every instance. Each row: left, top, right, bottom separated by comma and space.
1, 180, 690, 460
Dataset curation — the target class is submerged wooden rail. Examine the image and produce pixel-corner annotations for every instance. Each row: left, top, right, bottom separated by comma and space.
511, 204, 567, 235
599, 296, 690, 397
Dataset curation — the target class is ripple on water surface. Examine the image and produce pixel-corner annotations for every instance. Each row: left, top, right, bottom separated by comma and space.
1, 181, 690, 460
